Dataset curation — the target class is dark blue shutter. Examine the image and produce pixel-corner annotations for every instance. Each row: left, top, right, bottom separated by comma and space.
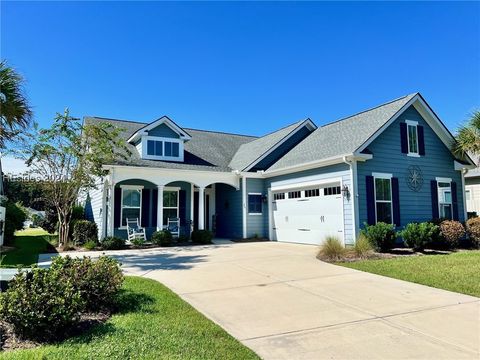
141, 189, 150, 227
114, 187, 121, 228
431, 180, 439, 219
179, 190, 187, 225
366, 176, 376, 225
152, 189, 158, 228
392, 177, 401, 226
451, 181, 459, 221
400, 123, 408, 154
418, 125, 425, 156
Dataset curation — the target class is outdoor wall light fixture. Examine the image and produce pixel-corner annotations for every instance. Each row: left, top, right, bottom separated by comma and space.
341, 185, 350, 198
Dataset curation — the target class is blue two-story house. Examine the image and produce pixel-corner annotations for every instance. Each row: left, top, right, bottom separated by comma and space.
83, 93, 474, 245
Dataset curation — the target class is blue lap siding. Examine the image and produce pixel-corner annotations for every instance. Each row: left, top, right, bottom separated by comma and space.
357, 105, 465, 228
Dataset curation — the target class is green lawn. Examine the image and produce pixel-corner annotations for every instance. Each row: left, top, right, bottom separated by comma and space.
0, 228, 57, 268
339, 250, 480, 298
2, 276, 258, 360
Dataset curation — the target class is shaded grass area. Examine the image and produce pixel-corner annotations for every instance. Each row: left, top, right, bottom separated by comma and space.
0, 228, 57, 268
339, 250, 480, 297
2, 276, 259, 359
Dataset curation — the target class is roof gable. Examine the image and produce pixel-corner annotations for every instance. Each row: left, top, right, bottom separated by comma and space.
229, 119, 316, 171
127, 116, 192, 143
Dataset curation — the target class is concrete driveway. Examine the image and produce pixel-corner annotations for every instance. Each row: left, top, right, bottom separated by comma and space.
40, 241, 479, 359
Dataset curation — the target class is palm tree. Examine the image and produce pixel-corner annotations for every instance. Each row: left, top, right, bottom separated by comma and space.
453, 110, 480, 164
0, 60, 33, 149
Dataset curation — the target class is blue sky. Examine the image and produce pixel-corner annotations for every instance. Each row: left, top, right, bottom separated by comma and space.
2, 1, 479, 138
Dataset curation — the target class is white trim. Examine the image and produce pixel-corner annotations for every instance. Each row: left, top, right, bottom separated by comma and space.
120, 185, 145, 189
454, 160, 475, 171
436, 177, 452, 183
141, 136, 184, 162
372, 172, 392, 179
262, 154, 371, 178
127, 116, 191, 143
119, 186, 143, 229
242, 177, 247, 238
243, 119, 317, 171
267, 188, 273, 240
461, 169, 468, 221
344, 157, 359, 242
247, 193, 263, 215
406, 121, 420, 157
405, 120, 418, 126
373, 174, 393, 224
157, 185, 164, 231
271, 176, 342, 192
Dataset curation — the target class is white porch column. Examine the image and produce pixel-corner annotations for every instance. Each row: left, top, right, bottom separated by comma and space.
109, 183, 115, 236
242, 176, 247, 238
157, 185, 164, 231
198, 186, 205, 230
190, 183, 194, 225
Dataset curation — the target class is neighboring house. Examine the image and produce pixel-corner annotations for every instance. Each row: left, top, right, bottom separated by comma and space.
464, 155, 480, 217
83, 93, 474, 245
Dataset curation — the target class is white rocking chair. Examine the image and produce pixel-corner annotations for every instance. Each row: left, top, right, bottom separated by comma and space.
126, 218, 146, 242
167, 217, 180, 238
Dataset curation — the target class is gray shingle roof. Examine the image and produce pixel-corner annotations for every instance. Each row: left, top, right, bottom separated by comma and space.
266, 93, 417, 172
84, 117, 257, 172
228, 119, 310, 171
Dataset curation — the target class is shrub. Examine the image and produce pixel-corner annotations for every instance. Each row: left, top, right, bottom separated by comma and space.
3, 201, 27, 245
353, 234, 373, 258
84, 239, 97, 250
400, 222, 438, 251
101, 236, 125, 250
317, 236, 346, 261
466, 217, 480, 248
72, 220, 98, 245
131, 237, 145, 247
50, 256, 124, 311
0, 267, 84, 341
39, 207, 58, 234
361, 222, 396, 252
152, 230, 173, 247
439, 220, 465, 249
191, 230, 213, 244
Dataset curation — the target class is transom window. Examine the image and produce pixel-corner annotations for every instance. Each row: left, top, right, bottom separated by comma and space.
406, 121, 419, 155
121, 187, 142, 227
163, 190, 179, 224
438, 181, 452, 219
305, 189, 320, 197
248, 194, 262, 214
288, 191, 301, 199
273, 193, 285, 201
324, 186, 341, 196
374, 176, 392, 224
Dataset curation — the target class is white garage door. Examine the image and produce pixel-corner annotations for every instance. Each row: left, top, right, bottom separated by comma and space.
272, 183, 344, 245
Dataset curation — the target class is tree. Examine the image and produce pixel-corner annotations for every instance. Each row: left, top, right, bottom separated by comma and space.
0, 60, 33, 149
13, 110, 130, 247
453, 110, 480, 161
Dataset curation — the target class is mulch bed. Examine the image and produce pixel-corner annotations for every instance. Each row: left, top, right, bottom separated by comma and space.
231, 237, 269, 243
0, 311, 110, 352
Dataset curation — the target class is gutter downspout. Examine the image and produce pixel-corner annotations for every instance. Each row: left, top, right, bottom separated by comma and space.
343, 156, 359, 244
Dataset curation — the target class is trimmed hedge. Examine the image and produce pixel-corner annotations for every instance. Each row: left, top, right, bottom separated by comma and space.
3, 201, 27, 245
191, 230, 213, 244
101, 236, 125, 250
401, 222, 438, 251
466, 217, 480, 248
439, 220, 465, 249
361, 222, 396, 252
72, 220, 98, 245
152, 230, 173, 247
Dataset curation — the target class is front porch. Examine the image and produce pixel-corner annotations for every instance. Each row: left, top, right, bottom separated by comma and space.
103, 167, 244, 240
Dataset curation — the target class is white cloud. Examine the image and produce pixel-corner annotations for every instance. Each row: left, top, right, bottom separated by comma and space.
1, 156, 30, 175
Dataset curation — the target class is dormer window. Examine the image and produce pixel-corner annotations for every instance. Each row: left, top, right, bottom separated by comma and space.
141, 136, 183, 161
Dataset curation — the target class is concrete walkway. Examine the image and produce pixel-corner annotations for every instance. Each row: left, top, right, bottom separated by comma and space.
39, 242, 479, 359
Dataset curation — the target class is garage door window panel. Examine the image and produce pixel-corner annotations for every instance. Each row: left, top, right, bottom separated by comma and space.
288, 191, 301, 199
